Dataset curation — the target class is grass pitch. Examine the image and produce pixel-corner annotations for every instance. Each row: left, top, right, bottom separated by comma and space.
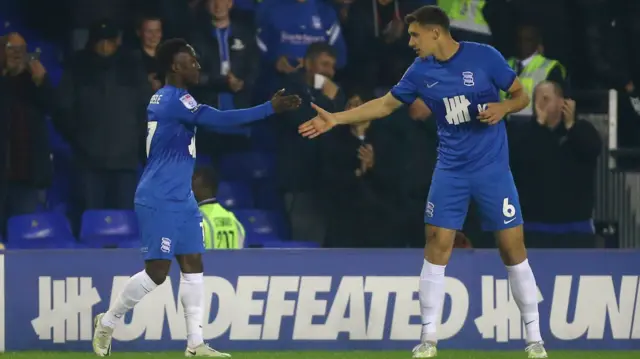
1, 352, 638, 359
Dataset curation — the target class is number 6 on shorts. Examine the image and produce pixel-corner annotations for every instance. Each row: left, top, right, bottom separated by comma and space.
503, 197, 516, 218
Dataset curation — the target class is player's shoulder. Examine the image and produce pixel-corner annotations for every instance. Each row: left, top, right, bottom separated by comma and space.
177, 92, 199, 112
161, 86, 200, 111
404, 56, 436, 76
462, 41, 503, 59
148, 86, 199, 120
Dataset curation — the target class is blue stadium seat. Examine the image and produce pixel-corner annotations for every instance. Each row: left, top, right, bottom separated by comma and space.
6, 212, 77, 249
234, 209, 289, 243
80, 210, 139, 248
253, 179, 283, 210
250, 122, 277, 151
217, 181, 254, 209
218, 152, 276, 180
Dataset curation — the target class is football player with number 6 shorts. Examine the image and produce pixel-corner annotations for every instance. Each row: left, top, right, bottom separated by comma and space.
298, 6, 547, 359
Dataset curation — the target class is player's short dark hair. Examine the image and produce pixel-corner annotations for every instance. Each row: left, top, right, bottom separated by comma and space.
304, 42, 337, 61
156, 38, 193, 74
405, 5, 450, 31
193, 165, 220, 194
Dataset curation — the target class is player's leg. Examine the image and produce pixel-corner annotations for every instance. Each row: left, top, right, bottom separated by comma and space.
473, 171, 547, 358
175, 210, 230, 358
414, 170, 470, 358
92, 205, 175, 357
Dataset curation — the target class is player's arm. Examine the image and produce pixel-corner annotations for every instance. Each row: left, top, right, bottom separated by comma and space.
329, 62, 421, 126
300, 63, 417, 138
179, 90, 300, 129
333, 92, 404, 125
479, 44, 530, 124
190, 102, 275, 129
501, 77, 530, 115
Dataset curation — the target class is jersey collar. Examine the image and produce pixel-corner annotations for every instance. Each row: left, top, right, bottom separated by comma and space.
435, 41, 465, 65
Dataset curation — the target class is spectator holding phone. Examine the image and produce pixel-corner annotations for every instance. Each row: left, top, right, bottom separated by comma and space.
0, 33, 55, 235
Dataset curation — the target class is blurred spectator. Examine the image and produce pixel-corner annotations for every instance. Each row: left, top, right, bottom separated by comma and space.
578, 0, 640, 117
256, 0, 346, 96
135, 16, 163, 92
439, 0, 491, 43
193, 166, 245, 249
192, 0, 258, 110
0, 33, 54, 234
65, 0, 128, 52
190, 0, 260, 161
339, 0, 416, 87
159, 0, 206, 40
320, 87, 411, 248
504, 24, 566, 117
275, 42, 344, 244
509, 81, 601, 248
454, 232, 472, 248
54, 20, 150, 216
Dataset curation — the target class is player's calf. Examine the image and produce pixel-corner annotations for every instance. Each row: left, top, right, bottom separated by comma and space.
495, 226, 545, 351
417, 225, 455, 350
177, 254, 210, 351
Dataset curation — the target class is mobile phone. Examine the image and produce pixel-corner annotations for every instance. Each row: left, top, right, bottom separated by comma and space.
27, 50, 41, 62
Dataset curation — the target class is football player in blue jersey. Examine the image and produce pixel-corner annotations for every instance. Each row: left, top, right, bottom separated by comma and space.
92, 38, 300, 357
299, 6, 547, 359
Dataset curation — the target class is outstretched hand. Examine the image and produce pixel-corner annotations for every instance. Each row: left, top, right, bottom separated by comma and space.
271, 89, 302, 113
298, 103, 338, 139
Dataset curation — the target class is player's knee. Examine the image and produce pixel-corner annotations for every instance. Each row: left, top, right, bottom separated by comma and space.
145, 270, 168, 286
176, 253, 203, 274
425, 225, 455, 252
144, 260, 171, 285
495, 226, 527, 265
424, 225, 455, 265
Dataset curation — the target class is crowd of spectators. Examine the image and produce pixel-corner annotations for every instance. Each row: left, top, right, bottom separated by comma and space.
1, 0, 639, 249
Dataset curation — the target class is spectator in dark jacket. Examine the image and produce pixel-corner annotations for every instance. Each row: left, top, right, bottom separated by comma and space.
135, 15, 163, 92
189, 0, 261, 161
339, 0, 416, 87
320, 86, 410, 248
0, 33, 54, 234
54, 20, 150, 215
274, 42, 344, 244
65, 0, 129, 52
509, 81, 602, 248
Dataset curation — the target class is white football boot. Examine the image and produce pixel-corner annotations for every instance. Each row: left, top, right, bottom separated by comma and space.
412, 342, 438, 358
92, 313, 113, 357
185, 343, 232, 357
525, 341, 548, 358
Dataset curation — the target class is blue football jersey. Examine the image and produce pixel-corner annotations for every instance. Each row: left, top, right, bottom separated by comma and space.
135, 85, 274, 211
390, 42, 517, 174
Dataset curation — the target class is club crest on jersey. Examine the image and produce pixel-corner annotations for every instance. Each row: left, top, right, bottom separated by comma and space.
311, 16, 323, 29
179, 94, 199, 112
462, 71, 475, 87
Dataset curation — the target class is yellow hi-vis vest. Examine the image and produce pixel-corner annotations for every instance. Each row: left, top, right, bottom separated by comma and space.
502, 54, 567, 116
199, 201, 245, 249
438, 0, 490, 35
